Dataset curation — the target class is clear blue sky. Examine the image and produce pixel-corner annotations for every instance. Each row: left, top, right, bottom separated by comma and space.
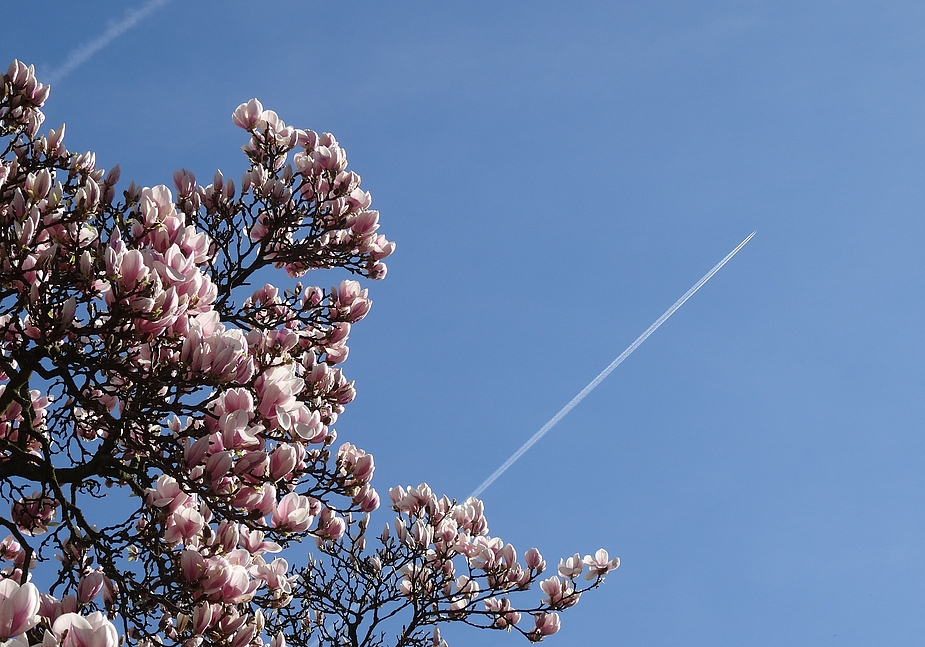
6, 2, 925, 645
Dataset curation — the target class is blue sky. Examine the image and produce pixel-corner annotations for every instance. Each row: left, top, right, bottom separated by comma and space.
6, 1, 925, 644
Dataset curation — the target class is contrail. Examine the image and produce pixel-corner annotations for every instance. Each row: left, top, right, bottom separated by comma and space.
44, 0, 172, 85
470, 231, 756, 499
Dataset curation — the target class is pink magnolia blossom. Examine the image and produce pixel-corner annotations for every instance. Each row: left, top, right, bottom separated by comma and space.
0, 536, 21, 561
10, 492, 58, 535
293, 409, 326, 443
0, 580, 40, 639
239, 528, 282, 556
52, 612, 118, 647
525, 547, 546, 573
163, 505, 206, 544
192, 602, 216, 634
557, 553, 584, 579
269, 444, 298, 482
353, 484, 380, 512
173, 169, 196, 197
232, 484, 277, 516
582, 548, 620, 579
217, 520, 240, 553
255, 557, 292, 600
232, 99, 263, 131
204, 450, 234, 483
528, 612, 561, 642
184, 435, 211, 469
255, 365, 305, 429
484, 597, 521, 630
314, 507, 346, 541
337, 442, 375, 484
146, 475, 191, 513
270, 492, 315, 532
200, 556, 257, 604
77, 571, 105, 604
180, 550, 205, 582
539, 577, 580, 610
37, 593, 77, 626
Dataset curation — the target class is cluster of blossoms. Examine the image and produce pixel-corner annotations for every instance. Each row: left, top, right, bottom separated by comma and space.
0, 61, 617, 647
377, 485, 619, 642
0, 577, 118, 647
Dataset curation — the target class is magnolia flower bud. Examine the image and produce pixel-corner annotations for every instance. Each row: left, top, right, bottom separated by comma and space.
60, 296, 76, 329
77, 571, 105, 603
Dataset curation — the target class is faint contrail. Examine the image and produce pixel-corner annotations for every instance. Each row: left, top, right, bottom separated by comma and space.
44, 0, 172, 85
470, 231, 756, 499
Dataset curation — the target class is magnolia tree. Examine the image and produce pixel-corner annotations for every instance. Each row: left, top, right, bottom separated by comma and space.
0, 60, 619, 647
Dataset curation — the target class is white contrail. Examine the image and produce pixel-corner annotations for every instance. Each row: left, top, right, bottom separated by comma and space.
470, 231, 756, 499
44, 0, 172, 85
